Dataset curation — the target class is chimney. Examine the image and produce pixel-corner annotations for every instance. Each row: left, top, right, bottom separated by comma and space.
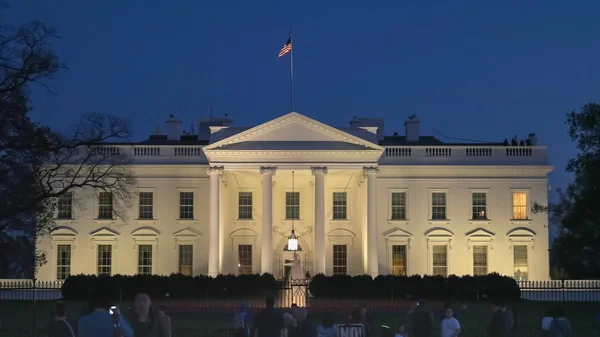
154, 125, 162, 135
404, 114, 420, 142
528, 133, 538, 146
166, 114, 182, 140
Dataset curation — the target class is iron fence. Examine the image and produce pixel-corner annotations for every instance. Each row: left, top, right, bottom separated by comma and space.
2, 278, 600, 303
518, 280, 600, 302
0, 280, 63, 301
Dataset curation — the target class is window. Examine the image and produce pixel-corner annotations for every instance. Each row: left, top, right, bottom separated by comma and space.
391, 245, 407, 276
138, 192, 154, 219
138, 244, 153, 275
332, 192, 347, 220
471, 192, 487, 220
56, 244, 71, 280
179, 192, 194, 219
178, 245, 193, 276
238, 192, 253, 220
98, 192, 113, 219
431, 192, 447, 220
286, 192, 300, 219
238, 245, 253, 275
513, 245, 528, 281
97, 244, 112, 275
333, 245, 347, 275
57, 193, 73, 219
473, 245, 488, 276
432, 245, 447, 276
512, 192, 528, 220
390, 192, 407, 220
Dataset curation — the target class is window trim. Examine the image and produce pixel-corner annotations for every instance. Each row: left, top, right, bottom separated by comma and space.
237, 244, 254, 275
230, 228, 259, 275
282, 189, 303, 221
177, 188, 197, 221
131, 227, 159, 275
136, 243, 154, 275
177, 244, 194, 276
426, 228, 453, 275
507, 227, 535, 280
49, 226, 77, 250
330, 189, 351, 222
332, 244, 349, 276
90, 227, 119, 275
96, 243, 114, 276
90, 227, 119, 248
430, 244, 450, 277
384, 228, 412, 275
327, 228, 355, 275
510, 189, 532, 222
512, 244, 531, 281
56, 192, 74, 220
469, 188, 491, 222
471, 243, 491, 276
55, 244, 72, 281
428, 188, 450, 223
136, 187, 157, 221
387, 188, 409, 223
95, 191, 115, 221
235, 189, 255, 222
173, 228, 200, 276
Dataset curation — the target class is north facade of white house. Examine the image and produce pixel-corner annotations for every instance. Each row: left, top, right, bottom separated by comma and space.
36, 112, 553, 282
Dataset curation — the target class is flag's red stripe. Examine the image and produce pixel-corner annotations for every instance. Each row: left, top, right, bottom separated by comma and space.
278, 43, 292, 57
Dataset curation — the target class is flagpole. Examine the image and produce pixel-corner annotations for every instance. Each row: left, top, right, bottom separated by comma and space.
289, 30, 294, 112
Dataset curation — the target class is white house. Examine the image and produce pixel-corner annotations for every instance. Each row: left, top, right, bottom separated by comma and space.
36, 112, 552, 282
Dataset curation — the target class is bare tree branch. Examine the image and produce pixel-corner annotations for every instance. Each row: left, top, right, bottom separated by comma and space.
0, 21, 135, 277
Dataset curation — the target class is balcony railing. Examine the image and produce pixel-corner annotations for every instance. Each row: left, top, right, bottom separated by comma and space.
381, 145, 548, 165
84, 144, 548, 166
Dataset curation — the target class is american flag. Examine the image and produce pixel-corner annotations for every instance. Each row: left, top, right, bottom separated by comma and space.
278, 38, 292, 58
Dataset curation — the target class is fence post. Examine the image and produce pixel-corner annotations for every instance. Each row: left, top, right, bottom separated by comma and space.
32, 278, 37, 337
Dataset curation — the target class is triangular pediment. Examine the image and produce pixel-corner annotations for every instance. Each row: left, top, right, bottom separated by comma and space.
507, 227, 536, 237
466, 228, 495, 238
204, 112, 383, 151
383, 227, 413, 238
90, 227, 119, 237
173, 227, 202, 237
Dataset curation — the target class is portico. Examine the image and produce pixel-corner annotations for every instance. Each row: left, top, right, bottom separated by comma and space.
202, 112, 385, 277
203, 165, 383, 277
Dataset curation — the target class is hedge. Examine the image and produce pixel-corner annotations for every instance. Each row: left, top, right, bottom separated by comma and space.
61, 273, 280, 301
308, 273, 520, 301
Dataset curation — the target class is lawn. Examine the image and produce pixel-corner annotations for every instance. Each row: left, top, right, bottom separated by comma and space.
0, 300, 597, 337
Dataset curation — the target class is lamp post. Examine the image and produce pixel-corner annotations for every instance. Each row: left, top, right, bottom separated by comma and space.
287, 171, 299, 252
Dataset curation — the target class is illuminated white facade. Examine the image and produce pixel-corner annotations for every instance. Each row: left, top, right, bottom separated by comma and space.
36, 112, 553, 281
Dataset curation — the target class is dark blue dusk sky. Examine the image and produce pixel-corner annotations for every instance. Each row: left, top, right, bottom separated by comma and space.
5, 1, 600, 204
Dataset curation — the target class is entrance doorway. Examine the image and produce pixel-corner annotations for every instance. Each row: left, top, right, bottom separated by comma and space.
283, 259, 294, 282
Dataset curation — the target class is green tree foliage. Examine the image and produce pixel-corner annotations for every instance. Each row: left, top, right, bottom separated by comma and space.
543, 103, 600, 278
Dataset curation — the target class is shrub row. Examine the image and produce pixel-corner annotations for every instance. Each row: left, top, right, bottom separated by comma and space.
308, 273, 520, 301
61, 273, 520, 301
61, 274, 280, 301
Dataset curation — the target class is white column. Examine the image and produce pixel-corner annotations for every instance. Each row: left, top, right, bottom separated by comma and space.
312, 166, 327, 275
364, 166, 380, 277
206, 166, 224, 277
260, 166, 276, 274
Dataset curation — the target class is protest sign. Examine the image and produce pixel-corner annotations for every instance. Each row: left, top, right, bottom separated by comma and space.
338, 324, 365, 337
